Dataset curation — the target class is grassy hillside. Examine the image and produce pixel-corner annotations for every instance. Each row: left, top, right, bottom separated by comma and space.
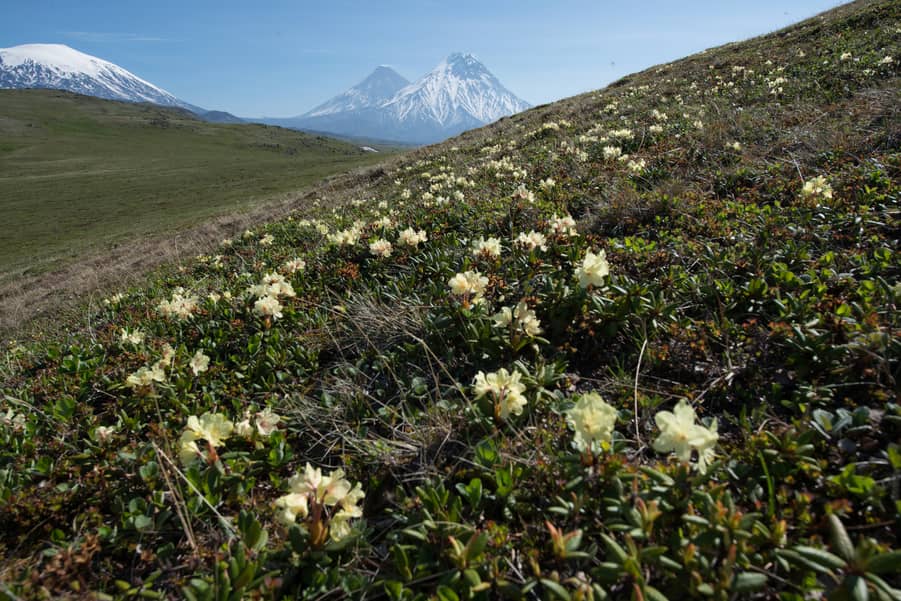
0, 90, 394, 283
1, 1, 899, 599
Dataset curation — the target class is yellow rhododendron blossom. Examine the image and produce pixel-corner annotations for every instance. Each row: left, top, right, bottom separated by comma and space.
652, 399, 719, 473
190, 350, 210, 376
158, 289, 200, 320
566, 392, 617, 453
473, 368, 527, 419
275, 463, 365, 544
369, 238, 393, 258
448, 270, 489, 302
398, 227, 428, 247
255, 408, 281, 436
254, 295, 283, 320
119, 328, 145, 345
515, 231, 547, 251
493, 300, 542, 338
800, 175, 833, 200
184, 412, 234, 448
282, 258, 306, 273
575, 250, 610, 288
472, 237, 502, 258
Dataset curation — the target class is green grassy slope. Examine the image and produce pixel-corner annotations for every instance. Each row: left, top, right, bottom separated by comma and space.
1, 1, 900, 599
0, 90, 392, 282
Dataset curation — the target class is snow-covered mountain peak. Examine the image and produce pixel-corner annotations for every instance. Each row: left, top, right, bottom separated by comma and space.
0, 43, 193, 109
2, 44, 117, 77
272, 53, 530, 144
304, 65, 409, 118
384, 52, 529, 128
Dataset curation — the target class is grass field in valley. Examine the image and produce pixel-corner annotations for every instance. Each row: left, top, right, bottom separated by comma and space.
0, 89, 394, 283
0, 1, 900, 599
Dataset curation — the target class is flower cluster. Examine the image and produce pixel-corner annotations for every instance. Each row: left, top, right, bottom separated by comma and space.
179, 412, 235, 465
275, 463, 365, 545
493, 300, 542, 339
515, 231, 548, 252
575, 250, 610, 288
472, 237, 502, 259
566, 392, 618, 453
369, 238, 393, 258
651, 399, 719, 473
549, 214, 578, 237
125, 344, 175, 390
398, 227, 428, 247
800, 175, 833, 200
473, 368, 527, 420
158, 289, 200, 320
448, 270, 489, 305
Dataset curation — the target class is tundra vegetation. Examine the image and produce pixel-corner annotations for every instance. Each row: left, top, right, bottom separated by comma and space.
1, 1, 899, 599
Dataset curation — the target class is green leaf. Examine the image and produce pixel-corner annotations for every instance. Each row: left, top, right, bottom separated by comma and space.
599, 533, 628, 563
866, 551, 901, 575
732, 572, 768, 592
643, 585, 670, 601
828, 514, 856, 563
540, 579, 571, 601
384, 580, 405, 601
436, 585, 460, 601
849, 575, 870, 601
133, 515, 153, 532
864, 574, 901, 601
794, 546, 847, 570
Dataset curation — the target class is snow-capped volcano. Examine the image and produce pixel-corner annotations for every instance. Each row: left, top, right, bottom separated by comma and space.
270, 53, 530, 144
306, 65, 409, 117
385, 53, 530, 128
0, 43, 196, 110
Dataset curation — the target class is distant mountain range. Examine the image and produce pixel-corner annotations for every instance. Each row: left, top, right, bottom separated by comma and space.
264, 53, 530, 143
0, 44, 530, 144
0, 43, 242, 123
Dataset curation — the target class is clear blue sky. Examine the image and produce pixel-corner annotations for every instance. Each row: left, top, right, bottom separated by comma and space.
2, 0, 844, 117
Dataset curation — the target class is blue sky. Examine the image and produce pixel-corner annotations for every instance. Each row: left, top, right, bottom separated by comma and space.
2, 0, 844, 117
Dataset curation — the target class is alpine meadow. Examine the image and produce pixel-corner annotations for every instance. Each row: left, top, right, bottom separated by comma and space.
1, 1, 900, 600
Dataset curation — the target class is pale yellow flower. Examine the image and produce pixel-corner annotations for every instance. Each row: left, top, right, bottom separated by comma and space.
652, 399, 718, 473
119, 328, 145, 346
158, 290, 200, 320
472, 237, 502, 258
515, 231, 547, 251
603, 146, 623, 160
254, 295, 283, 320
800, 175, 833, 200
369, 238, 393, 258
178, 432, 202, 465
283, 258, 306, 274
549, 214, 578, 237
125, 365, 166, 389
448, 270, 489, 299
185, 412, 235, 448
473, 368, 527, 419
575, 250, 610, 288
566, 392, 617, 452
235, 416, 254, 438
255, 408, 281, 436
275, 463, 366, 542
94, 425, 117, 444
493, 300, 542, 338
398, 227, 428, 247
190, 350, 210, 376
